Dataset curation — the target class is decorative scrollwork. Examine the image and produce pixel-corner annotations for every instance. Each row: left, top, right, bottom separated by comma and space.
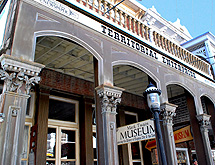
161, 103, 177, 125
196, 114, 211, 127
0, 69, 41, 94
162, 110, 176, 124
24, 75, 41, 94
96, 85, 123, 114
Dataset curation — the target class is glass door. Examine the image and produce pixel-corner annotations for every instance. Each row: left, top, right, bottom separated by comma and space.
125, 111, 144, 165
60, 128, 76, 164
46, 127, 57, 164
46, 96, 79, 165
46, 126, 79, 165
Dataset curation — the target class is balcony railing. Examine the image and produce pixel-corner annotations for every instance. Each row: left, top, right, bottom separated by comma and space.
67, 0, 212, 77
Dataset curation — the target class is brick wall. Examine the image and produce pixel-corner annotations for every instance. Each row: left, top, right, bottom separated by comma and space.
40, 68, 145, 109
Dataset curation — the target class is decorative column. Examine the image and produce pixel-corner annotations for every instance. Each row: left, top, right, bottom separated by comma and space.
113, 8, 117, 23
157, 34, 161, 47
118, 11, 122, 26
95, 84, 124, 165
161, 36, 164, 49
103, 1, 107, 17
140, 24, 144, 38
132, 19, 136, 34
145, 26, 149, 41
196, 114, 214, 165
128, 16, 131, 31
124, 13, 128, 29
98, 0, 101, 15
108, 4, 112, 20
0, 54, 44, 165
137, 22, 141, 36
149, 28, 154, 43
161, 102, 178, 165
153, 31, 158, 46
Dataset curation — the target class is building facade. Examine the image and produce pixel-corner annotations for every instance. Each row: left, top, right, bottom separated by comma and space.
0, 0, 215, 165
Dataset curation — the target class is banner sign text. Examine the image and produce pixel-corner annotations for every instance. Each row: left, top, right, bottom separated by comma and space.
117, 119, 155, 145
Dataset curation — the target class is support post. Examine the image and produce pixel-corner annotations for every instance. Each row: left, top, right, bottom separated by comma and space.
95, 84, 124, 165
35, 87, 50, 165
0, 54, 44, 165
196, 114, 214, 165
161, 102, 178, 165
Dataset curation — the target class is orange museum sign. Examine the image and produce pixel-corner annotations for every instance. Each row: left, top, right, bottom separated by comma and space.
145, 125, 193, 151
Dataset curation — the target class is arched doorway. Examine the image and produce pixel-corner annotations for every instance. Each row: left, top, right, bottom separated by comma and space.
24, 35, 101, 165
113, 64, 158, 165
167, 84, 208, 165
201, 95, 215, 161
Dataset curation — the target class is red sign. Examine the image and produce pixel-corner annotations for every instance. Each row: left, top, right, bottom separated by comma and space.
145, 125, 193, 151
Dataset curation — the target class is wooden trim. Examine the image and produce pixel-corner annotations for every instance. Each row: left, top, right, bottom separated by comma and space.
36, 91, 50, 165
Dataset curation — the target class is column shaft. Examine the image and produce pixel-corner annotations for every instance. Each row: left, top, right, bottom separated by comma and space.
0, 92, 29, 165
196, 114, 214, 165
0, 54, 44, 165
96, 84, 124, 165
161, 102, 178, 165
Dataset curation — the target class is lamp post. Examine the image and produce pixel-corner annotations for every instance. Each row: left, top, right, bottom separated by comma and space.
143, 83, 167, 165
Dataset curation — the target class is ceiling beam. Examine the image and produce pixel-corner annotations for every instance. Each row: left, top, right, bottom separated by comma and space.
35, 39, 64, 61
54, 48, 89, 68
43, 44, 78, 66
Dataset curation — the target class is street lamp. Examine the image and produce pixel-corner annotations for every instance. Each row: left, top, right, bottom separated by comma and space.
143, 83, 167, 165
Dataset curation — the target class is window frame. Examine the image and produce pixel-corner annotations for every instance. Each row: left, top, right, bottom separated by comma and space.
124, 111, 144, 165
21, 122, 32, 164
46, 96, 80, 165
49, 95, 79, 125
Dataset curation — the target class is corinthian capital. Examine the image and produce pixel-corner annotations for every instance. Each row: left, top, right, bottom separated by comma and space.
196, 114, 211, 128
161, 102, 177, 125
95, 84, 124, 114
0, 54, 44, 94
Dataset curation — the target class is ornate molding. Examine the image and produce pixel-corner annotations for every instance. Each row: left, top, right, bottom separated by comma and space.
0, 70, 40, 94
0, 54, 45, 94
161, 102, 178, 124
160, 26, 167, 33
0, 54, 44, 76
96, 84, 124, 114
196, 114, 211, 128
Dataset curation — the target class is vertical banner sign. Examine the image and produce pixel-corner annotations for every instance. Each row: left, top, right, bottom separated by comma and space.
117, 119, 155, 145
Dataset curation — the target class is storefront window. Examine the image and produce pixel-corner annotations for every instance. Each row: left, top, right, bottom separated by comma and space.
49, 98, 76, 122
176, 148, 190, 165
131, 142, 141, 160
46, 127, 78, 164
47, 127, 56, 159
61, 130, 76, 159
124, 111, 143, 164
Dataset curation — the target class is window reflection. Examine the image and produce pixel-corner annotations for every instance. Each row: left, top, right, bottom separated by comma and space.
47, 128, 56, 158
131, 142, 141, 160
49, 99, 76, 122
93, 133, 97, 160
61, 130, 75, 159
22, 125, 29, 159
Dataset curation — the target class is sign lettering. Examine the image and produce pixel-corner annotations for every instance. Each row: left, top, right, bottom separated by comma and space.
145, 125, 193, 151
117, 119, 155, 145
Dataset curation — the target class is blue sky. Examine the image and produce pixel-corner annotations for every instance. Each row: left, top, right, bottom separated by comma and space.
138, 0, 215, 38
